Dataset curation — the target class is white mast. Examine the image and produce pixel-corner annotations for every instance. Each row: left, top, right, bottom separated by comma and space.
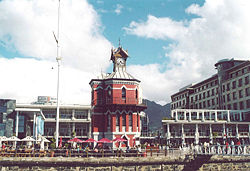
55, 0, 61, 148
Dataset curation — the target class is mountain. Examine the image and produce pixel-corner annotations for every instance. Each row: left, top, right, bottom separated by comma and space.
144, 100, 171, 131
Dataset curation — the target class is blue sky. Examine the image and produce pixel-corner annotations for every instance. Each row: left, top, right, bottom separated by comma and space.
89, 0, 204, 66
0, 0, 249, 105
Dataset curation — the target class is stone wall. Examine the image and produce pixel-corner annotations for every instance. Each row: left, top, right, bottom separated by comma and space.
0, 155, 249, 171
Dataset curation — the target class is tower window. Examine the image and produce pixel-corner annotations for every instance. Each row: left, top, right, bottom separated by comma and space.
122, 114, 126, 126
122, 87, 126, 99
107, 114, 110, 127
116, 114, 120, 126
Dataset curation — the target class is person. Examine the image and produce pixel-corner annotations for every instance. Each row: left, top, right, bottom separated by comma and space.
231, 140, 235, 154
236, 139, 241, 154
225, 141, 229, 154
2, 143, 5, 150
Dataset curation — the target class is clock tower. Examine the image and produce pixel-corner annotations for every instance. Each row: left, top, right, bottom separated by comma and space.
89, 45, 147, 148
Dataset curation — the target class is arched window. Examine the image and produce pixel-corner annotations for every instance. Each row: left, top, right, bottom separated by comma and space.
122, 87, 126, 99
107, 114, 110, 127
122, 114, 126, 126
116, 114, 120, 126
97, 88, 103, 105
107, 87, 111, 98
129, 113, 132, 126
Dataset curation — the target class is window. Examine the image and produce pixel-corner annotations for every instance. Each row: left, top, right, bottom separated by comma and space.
233, 103, 237, 110
97, 89, 103, 105
227, 94, 231, 102
122, 114, 126, 126
195, 95, 198, 101
238, 78, 242, 87
245, 76, 249, 85
75, 110, 88, 119
107, 114, 110, 127
122, 87, 126, 99
239, 90, 243, 98
107, 88, 111, 98
129, 114, 132, 126
232, 81, 236, 89
212, 99, 215, 105
222, 85, 225, 92
211, 89, 215, 96
116, 114, 120, 126
247, 99, 250, 108
203, 92, 206, 99
199, 94, 201, 100
135, 89, 138, 99
227, 104, 231, 110
207, 100, 210, 107
207, 90, 210, 97
246, 87, 250, 96
233, 92, 237, 100
203, 101, 206, 108
0, 113, 3, 123
226, 83, 230, 91
239, 101, 244, 110
191, 97, 193, 103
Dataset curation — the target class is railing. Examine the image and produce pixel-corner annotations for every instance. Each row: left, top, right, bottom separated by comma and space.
0, 148, 187, 158
194, 145, 250, 156
92, 98, 147, 106
185, 132, 195, 136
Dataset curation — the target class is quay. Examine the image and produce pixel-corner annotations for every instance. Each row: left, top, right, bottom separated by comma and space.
0, 155, 250, 171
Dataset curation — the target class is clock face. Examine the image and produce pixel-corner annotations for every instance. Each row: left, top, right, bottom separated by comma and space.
117, 58, 125, 66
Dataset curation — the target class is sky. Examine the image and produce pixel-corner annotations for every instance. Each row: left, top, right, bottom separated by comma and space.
0, 0, 250, 105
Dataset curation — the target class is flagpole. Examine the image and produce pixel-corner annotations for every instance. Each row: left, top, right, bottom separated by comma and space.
55, 0, 61, 148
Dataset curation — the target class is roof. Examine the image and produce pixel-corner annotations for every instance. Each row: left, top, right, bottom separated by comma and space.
104, 66, 135, 79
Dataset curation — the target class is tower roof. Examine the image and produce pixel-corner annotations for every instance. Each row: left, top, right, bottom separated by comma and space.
110, 46, 128, 61
104, 67, 135, 79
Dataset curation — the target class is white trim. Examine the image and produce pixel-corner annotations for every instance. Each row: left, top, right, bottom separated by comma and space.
95, 86, 103, 90
92, 110, 135, 115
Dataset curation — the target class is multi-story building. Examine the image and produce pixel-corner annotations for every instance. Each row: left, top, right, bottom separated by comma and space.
14, 96, 91, 142
89, 46, 147, 148
163, 59, 250, 146
171, 59, 250, 110
0, 99, 16, 137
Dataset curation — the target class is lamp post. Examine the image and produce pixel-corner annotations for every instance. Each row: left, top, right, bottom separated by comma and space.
55, 0, 61, 148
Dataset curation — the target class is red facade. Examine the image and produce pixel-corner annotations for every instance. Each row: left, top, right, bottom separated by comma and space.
89, 46, 146, 148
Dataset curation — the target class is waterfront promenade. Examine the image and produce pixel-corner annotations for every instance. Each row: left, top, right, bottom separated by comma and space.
0, 145, 250, 170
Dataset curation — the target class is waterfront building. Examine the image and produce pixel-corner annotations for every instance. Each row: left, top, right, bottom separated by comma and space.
171, 59, 250, 110
163, 59, 250, 145
0, 99, 16, 137
89, 46, 147, 148
14, 96, 91, 142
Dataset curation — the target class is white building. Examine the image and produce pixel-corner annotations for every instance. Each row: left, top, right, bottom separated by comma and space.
164, 59, 250, 146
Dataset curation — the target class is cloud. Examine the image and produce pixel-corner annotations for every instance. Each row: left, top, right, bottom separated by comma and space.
114, 4, 123, 15
0, 58, 93, 104
0, 0, 112, 73
0, 0, 112, 104
125, 0, 250, 104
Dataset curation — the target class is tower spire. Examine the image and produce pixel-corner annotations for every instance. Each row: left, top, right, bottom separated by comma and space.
118, 38, 121, 47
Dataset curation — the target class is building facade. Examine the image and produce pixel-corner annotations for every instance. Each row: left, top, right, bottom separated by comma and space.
14, 96, 91, 142
163, 59, 250, 146
171, 59, 250, 110
89, 46, 147, 148
0, 99, 16, 137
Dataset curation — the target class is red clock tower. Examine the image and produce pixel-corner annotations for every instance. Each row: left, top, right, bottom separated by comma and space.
89, 46, 147, 148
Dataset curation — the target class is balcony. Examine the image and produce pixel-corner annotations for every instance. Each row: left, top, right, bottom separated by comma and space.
92, 97, 147, 107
